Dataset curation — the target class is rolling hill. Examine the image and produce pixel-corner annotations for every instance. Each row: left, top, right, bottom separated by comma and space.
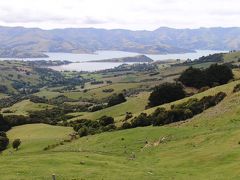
1, 26, 240, 57
2, 80, 240, 179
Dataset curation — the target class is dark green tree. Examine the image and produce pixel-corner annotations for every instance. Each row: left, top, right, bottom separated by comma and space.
12, 139, 21, 150
179, 67, 206, 88
148, 83, 185, 107
0, 131, 9, 151
108, 93, 126, 107
98, 116, 114, 126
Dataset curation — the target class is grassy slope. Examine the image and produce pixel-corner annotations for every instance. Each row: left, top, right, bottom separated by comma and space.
2, 80, 240, 179
0, 61, 41, 93
224, 51, 240, 62
68, 92, 150, 122
1, 100, 54, 116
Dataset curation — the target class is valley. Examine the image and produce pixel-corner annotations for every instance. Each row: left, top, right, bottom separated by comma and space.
0, 50, 240, 179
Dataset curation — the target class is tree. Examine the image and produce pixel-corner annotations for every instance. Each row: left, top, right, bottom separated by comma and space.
205, 64, 233, 86
78, 127, 88, 137
0, 114, 11, 132
98, 116, 114, 126
0, 131, 9, 151
12, 139, 21, 150
148, 83, 185, 107
179, 67, 206, 88
179, 64, 233, 89
108, 93, 126, 107
131, 113, 151, 127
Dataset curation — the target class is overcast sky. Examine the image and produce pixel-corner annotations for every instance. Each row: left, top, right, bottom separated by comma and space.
0, 0, 239, 30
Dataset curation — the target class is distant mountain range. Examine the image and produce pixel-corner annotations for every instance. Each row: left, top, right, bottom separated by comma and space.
0, 26, 240, 58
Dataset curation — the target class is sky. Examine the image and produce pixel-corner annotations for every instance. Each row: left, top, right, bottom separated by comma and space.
0, 0, 239, 30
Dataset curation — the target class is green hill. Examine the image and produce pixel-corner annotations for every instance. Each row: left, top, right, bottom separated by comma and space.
2, 79, 240, 179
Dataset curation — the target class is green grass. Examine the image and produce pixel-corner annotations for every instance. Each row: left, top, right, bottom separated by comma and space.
69, 92, 150, 122
64, 82, 141, 100
2, 80, 240, 179
224, 51, 240, 62
34, 89, 61, 99
4, 124, 73, 153
1, 100, 54, 116
0, 93, 8, 99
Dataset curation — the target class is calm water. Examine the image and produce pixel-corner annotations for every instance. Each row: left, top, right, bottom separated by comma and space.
0, 50, 227, 71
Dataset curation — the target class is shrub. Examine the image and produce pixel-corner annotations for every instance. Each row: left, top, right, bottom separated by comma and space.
108, 93, 126, 107
0, 114, 11, 131
125, 112, 133, 120
233, 84, 240, 93
131, 113, 151, 127
0, 85, 8, 93
12, 139, 21, 150
101, 124, 116, 132
148, 83, 185, 107
102, 88, 114, 93
0, 131, 9, 151
78, 127, 89, 137
151, 108, 169, 126
121, 122, 132, 129
89, 104, 106, 112
98, 116, 114, 126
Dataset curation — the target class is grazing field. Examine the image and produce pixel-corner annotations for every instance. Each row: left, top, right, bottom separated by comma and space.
69, 92, 150, 121
224, 51, 240, 62
2, 80, 240, 179
1, 100, 54, 116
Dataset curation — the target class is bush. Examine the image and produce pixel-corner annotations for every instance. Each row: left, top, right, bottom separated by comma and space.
131, 113, 151, 127
108, 93, 126, 107
0, 85, 8, 93
121, 122, 132, 129
101, 124, 116, 132
233, 84, 240, 93
0, 114, 11, 131
12, 139, 21, 150
148, 83, 185, 107
151, 108, 169, 126
0, 131, 9, 151
78, 127, 89, 137
102, 88, 114, 93
89, 104, 106, 112
125, 112, 133, 120
98, 116, 114, 126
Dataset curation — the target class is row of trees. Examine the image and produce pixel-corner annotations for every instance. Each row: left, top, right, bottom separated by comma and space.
71, 116, 116, 137
122, 92, 226, 129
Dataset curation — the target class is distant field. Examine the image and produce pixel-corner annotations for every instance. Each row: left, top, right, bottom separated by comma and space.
224, 51, 240, 62
1, 100, 53, 116
34, 89, 61, 99
68, 92, 150, 122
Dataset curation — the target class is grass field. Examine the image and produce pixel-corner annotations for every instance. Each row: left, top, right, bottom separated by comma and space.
1, 100, 54, 116
68, 92, 150, 122
224, 51, 240, 62
2, 80, 240, 179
